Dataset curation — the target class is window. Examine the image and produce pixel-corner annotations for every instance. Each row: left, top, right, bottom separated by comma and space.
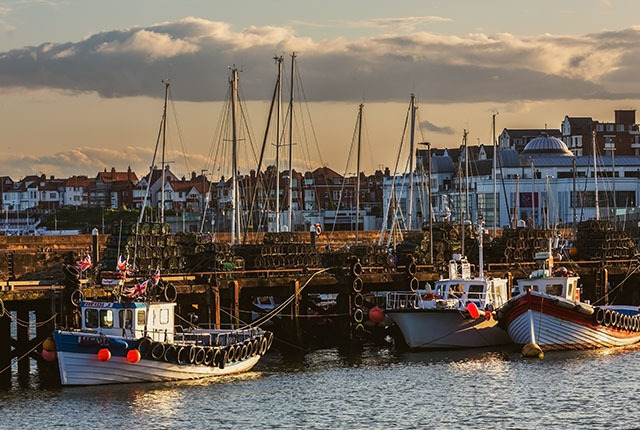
607, 124, 614, 131
137, 310, 146, 325
546, 284, 563, 296
99, 309, 114, 328
617, 124, 624, 132
119, 309, 133, 329
468, 284, 485, 301
159, 308, 170, 325
85, 309, 98, 328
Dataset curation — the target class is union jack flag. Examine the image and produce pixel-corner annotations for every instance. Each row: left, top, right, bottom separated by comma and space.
150, 267, 161, 286
116, 255, 127, 272
124, 279, 148, 298
75, 254, 93, 272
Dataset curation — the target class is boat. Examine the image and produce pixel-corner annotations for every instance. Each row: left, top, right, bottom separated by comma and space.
385, 217, 510, 349
53, 297, 272, 385
497, 251, 640, 354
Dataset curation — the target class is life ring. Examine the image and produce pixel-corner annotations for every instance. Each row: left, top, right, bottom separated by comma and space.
177, 346, 189, 365
150, 342, 166, 360
136, 337, 153, 357
259, 336, 268, 355
163, 345, 178, 363
211, 348, 221, 367
70, 289, 84, 307
241, 343, 249, 361
163, 283, 178, 303
204, 347, 215, 366
315, 224, 322, 236
234, 344, 243, 362
194, 347, 206, 365
226, 345, 235, 363
352, 277, 363, 293
353, 308, 364, 323
266, 332, 274, 350
594, 307, 605, 325
188, 345, 197, 364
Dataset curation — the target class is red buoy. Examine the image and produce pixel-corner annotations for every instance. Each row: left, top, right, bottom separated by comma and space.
369, 306, 385, 324
41, 349, 56, 362
97, 348, 111, 362
467, 302, 480, 319
484, 310, 492, 319
127, 349, 141, 363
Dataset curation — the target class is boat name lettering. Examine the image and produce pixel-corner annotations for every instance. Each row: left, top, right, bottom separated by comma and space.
83, 302, 113, 308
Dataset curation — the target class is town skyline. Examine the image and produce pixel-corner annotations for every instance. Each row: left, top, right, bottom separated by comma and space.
2, 1, 640, 178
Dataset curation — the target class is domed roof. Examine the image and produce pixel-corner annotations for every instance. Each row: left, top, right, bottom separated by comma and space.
521, 134, 573, 158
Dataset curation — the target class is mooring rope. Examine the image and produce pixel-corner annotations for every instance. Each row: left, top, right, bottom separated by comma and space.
1, 310, 57, 328
0, 339, 44, 376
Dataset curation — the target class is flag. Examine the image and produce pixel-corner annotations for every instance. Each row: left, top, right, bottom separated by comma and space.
75, 254, 93, 272
116, 255, 127, 272
124, 279, 148, 298
150, 267, 160, 286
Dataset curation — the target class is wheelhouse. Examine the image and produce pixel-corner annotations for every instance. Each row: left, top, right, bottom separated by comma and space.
80, 301, 176, 342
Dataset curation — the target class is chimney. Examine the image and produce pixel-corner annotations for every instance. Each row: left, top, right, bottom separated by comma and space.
384, 167, 390, 177
191, 171, 196, 180
111, 167, 116, 174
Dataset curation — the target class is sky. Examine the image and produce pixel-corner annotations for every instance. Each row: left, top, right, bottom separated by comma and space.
1, 0, 640, 179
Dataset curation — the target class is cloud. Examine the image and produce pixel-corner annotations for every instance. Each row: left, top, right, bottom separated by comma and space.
347, 16, 453, 31
420, 120, 454, 135
0, 6, 15, 31
0, 146, 209, 178
0, 18, 638, 104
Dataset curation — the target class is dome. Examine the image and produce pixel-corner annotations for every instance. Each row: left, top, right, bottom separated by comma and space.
520, 134, 573, 158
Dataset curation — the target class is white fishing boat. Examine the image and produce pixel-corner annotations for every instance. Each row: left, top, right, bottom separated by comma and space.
497, 252, 640, 354
385, 218, 509, 349
52, 298, 272, 385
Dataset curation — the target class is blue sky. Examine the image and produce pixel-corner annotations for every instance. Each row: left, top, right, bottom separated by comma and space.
1, 0, 639, 178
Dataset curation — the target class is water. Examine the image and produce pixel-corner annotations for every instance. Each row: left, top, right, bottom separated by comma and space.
1, 345, 638, 429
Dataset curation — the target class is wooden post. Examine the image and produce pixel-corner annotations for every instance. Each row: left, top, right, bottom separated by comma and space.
36, 305, 52, 374
0, 312, 10, 388
230, 280, 240, 329
213, 287, 221, 330
602, 268, 609, 306
17, 308, 30, 378
293, 280, 300, 320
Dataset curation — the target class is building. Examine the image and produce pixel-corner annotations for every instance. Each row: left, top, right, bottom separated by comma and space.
64, 176, 91, 207
88, 167, 138, 209
499, 129, 562, 152
561, 110, 640, 156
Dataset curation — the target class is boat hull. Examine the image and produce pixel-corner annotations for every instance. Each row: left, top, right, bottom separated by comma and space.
503, 293, 640, 351
54, 331, 264, 386
387, 310, 510, 349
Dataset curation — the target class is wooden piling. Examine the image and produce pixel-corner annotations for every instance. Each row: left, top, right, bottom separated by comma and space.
0, 313, 10, 388
16, 308, 30, 378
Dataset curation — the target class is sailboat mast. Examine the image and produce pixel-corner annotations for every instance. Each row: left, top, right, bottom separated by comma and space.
355, 103, 363, 245
160, 80, 169, 224
408, 94, 416, 230
464, 129, 469, 224
275, 56, 283, 233
514, 174, 520, 228
492, 112, 498, 237
288, 52, 296, 232
530, 157, 535, 228
427, 141, 433, 265
592, 130, 600, 220
230, 68, 240, 245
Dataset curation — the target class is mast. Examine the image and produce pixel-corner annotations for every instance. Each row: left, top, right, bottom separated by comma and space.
478, 215, 484, 278
355, 103, 363, 245
288, 52, 296, 232
408, 93, 416, 230
464, 129, 469, 224
492, 112, 498, 236
514, 174, 520, 228
230, 67, 240, 245
427, 142, 433, 265
612, 146, 617, 216
545, 175, 550, 229
529, 157, 536, 228
275, 56, 283, 233
572, 156, 577, 229
592, 130, 600, 220
160, 80, 169, 224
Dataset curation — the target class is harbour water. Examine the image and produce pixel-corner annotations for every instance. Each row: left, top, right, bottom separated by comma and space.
0, 345, 637, 428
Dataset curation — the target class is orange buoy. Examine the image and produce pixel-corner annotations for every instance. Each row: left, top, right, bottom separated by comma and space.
127, 349, 141, 363
369, 306, 385, 324
43, 339, 56, 352
569, 247, 578, 258
97, 348, 111, 362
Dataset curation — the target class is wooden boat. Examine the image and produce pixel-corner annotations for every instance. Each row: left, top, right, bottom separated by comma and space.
497, 252, 640, 354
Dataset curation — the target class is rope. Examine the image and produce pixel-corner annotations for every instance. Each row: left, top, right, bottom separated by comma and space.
243, 268, 332, 329
592, 263, 640, 306
1, 310, 57, 328
0, 339, 44, 376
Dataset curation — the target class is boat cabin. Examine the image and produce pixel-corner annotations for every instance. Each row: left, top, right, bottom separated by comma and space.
80, 301, 176, 342
513, 252, 580, 301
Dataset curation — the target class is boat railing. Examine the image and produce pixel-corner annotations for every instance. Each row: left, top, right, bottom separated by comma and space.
386, 291, 420, 310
